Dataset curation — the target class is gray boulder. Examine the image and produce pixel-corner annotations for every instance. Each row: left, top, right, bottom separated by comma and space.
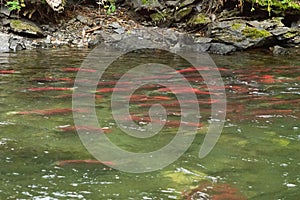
208, 19, 273, 50
209, 43, 236, 55
0, 33, 11, 52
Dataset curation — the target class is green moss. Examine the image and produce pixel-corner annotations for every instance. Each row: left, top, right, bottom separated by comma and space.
187, 13, 210, 25
10, 19, 42, 34
283, 31, 298, 39
242, 26, 272, 39
175, 7, 192, 21
150, 12, 166, 22
231, 23, 243, 30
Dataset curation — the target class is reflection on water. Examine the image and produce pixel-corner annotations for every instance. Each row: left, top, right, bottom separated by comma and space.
0, 48, 299, 199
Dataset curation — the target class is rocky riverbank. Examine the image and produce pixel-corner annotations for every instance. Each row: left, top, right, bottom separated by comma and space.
0, 0, 299, 54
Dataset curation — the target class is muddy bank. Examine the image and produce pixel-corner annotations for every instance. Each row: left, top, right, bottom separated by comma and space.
0, 1, 299, 54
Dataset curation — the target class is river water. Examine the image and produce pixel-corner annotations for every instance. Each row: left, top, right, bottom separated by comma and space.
0, 48, 299, 199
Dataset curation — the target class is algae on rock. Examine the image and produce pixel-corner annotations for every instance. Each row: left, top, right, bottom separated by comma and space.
187, 13, 211, 25
10, 19, 43, 37
241, 26, 272, 39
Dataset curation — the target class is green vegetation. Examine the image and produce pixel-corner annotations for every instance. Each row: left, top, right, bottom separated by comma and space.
187, 13, 210, 25
141, 0, 148, 4
249, 0, 300, 15
104, 0, 116, 14
96, 0, 116, 14
5, 0, 22, 11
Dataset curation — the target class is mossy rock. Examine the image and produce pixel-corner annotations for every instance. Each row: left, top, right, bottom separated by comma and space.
187, 13, 211, 25
241, 26, 272, 39
231, 23, 244, 31
10, 19, 44, 37
174, 6, 193, 22
150, 12, 165, 22
150, 10, 170, 24
282, 29, 299, 39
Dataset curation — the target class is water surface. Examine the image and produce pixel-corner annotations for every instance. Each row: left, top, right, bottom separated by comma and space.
0, 48, 299, 199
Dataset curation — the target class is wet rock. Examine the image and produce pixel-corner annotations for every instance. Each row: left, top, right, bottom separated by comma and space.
88, 35, 102, 48
192, 37, 212, 52
0, 33, 11, 52
100, 26, 211, 53
209, 43, 236, 55
8, 37, 26, 51
208, 19, 273, 50
110, 35, 163, 51
10, 19, 44, 37
271, 45, 289, 55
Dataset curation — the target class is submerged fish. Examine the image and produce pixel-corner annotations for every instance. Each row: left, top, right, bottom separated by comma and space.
26, 87, 74, 91
252, 109, 294, 116
58, 125, 111, 133
30, 77, 72, 82
136, 75, 174, 80
96, 87, 130, 93
55, 159, 114, 167
129, 95, 173, 103
177, 66, 228, 73
7, 108, 89, 116
0, 70, 18, 74
119, 115, 202, 128
54, 93, 103, 99
61, 68, 97, 73
157, 87, 211, 95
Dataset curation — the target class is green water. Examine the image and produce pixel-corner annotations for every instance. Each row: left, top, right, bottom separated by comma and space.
0, 49, 299, 199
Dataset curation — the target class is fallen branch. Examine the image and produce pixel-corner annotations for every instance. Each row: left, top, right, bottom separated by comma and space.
85, 25, 102, 33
